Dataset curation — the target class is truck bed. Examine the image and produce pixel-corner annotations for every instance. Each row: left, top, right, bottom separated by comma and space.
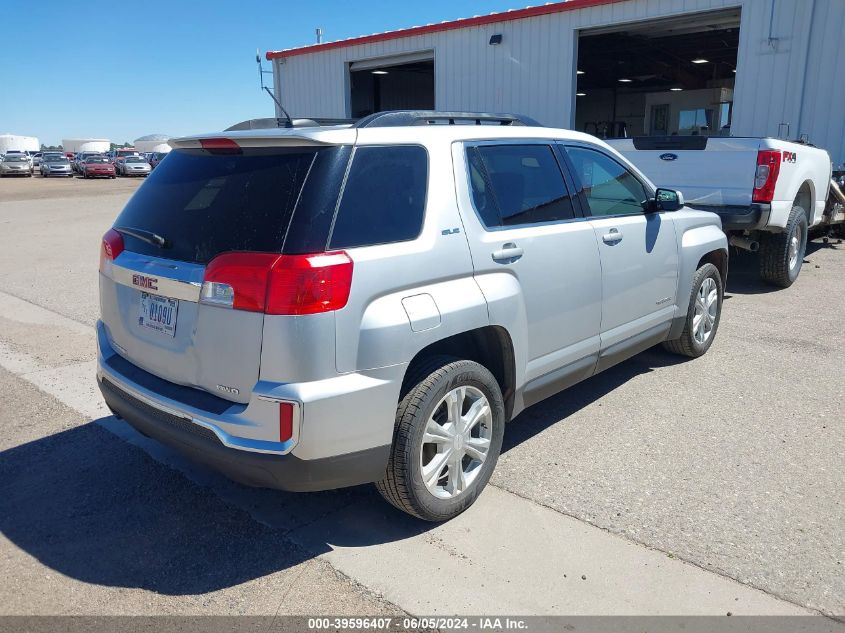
606, 136, 832, 230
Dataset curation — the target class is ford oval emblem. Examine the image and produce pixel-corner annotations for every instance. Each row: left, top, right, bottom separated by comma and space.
659, 153, 678, 161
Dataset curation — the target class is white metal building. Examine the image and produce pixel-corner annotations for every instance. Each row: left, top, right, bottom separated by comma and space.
62, 138, 111, 154
134, 134, 172, 153
268, 0, 845, 164
0, 134, 39, 154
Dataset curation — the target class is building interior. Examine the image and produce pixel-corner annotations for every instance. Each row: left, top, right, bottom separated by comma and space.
574, 8, 740, 138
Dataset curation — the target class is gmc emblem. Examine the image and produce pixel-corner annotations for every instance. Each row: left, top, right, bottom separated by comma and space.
132, 274, 158, 291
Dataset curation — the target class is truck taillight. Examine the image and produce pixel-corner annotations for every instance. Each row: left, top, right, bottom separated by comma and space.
200, 251, 354, 315
752, 150, 781, 203
99, 228, 124, 272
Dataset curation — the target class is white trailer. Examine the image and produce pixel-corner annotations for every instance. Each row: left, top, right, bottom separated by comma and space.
0, 134, 39, 154
607, 136, 844, 287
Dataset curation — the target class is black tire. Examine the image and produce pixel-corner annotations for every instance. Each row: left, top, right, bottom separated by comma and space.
758, 205, 808, 287
376, 356, 505, 521
663, 263, 723, 358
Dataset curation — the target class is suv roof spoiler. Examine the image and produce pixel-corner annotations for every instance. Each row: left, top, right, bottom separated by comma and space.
354, 110, 542, 128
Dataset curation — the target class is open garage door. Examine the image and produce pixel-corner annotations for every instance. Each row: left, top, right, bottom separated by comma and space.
575, 8, 740, 139
349, 51, 434, 118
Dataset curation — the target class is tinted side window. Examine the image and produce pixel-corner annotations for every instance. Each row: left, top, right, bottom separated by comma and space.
329, 145, 427, 249
565, 146, 648, 217
468, 144, 575, 228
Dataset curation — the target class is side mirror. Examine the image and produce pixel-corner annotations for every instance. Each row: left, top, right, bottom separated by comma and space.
654, 187, 684, 212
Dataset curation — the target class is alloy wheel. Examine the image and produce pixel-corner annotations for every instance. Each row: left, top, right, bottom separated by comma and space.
420, 385, 493, 499
693, 276, 718, 345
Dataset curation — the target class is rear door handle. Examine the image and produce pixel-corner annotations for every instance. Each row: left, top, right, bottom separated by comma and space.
602, 228, 623, 244
491, 243, 524, 263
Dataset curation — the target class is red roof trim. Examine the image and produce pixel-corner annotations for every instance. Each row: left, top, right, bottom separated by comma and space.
266, 0, 622, 60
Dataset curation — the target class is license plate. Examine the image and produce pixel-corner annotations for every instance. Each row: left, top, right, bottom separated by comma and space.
139, 292, 178, 337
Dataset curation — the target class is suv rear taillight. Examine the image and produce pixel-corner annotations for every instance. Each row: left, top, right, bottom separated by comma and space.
99, 228, 124, 272
200, 251, 353, 315
752, 150, 781, 203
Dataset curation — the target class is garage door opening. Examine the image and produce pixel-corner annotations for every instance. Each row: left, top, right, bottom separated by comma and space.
349, 53, 434, 118
574, 8, 740, 139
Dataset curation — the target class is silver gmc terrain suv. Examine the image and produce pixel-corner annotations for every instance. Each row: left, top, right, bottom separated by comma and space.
97, 111, 728, 521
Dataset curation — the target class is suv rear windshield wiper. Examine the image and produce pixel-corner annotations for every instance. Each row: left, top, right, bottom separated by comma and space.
114, 226, 170, 249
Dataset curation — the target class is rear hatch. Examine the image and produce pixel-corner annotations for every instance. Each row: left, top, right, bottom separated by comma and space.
98, 138, 348, 403
606, 136, 761, 208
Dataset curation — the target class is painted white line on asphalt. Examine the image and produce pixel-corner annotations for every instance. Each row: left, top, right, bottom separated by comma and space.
0, 290, 817, 616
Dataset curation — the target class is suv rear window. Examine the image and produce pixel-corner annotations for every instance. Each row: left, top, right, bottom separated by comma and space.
113, 147, 331, 264
329, 145, 427, 249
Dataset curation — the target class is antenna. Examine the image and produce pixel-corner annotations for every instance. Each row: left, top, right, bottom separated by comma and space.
255, 49, 293, 129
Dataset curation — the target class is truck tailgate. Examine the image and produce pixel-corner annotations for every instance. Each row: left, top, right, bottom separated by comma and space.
607, 137, 760, 208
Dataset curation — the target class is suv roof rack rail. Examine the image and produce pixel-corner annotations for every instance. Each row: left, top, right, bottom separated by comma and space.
225, 117, 355, 131
354, 110, 542, 128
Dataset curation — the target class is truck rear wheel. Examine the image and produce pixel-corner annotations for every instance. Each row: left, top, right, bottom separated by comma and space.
376, 356, 505, 521
759, 205, 807, 287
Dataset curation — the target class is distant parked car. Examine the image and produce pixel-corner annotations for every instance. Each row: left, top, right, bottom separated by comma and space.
118, 155, 151, 177
4, 150, 31, 167
40, 155, 73, 177
148, 151, 168, 170
80, 156, 116, 179
73, 151, 102, 173
32, 152, 44, 166
0, 154, 33, 177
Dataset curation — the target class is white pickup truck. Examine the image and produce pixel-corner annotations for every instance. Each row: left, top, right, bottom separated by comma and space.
607, 136, 845, 287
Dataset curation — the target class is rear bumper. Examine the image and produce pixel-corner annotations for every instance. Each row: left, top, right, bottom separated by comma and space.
95, 320, 397, 491
689, 203, 770, 231
99, 375, 389, 491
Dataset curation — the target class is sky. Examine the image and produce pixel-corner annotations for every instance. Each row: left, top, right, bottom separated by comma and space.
1, 0, 524, 147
